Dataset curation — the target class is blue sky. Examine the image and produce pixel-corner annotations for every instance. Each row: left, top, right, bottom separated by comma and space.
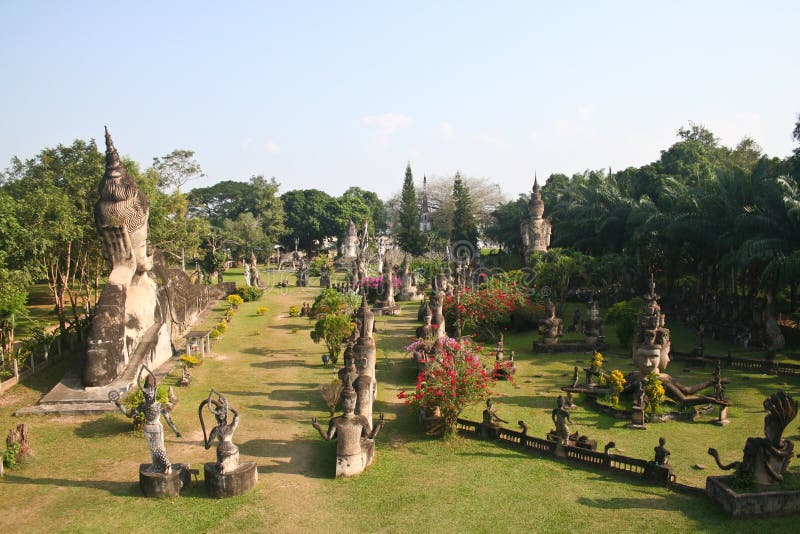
1, 1, 797, 199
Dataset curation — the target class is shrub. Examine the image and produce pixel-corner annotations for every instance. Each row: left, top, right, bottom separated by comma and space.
209, 328, 222, 339
606, 298, 645, 347
237, 285, 264, 302
608, 369, 626, 405
591, 351, 604, 370
310, 313, 353, 365
256, 306, 268, 316
2, 442, 20, 469
645, 371, 665, 412
227, 294, 245, 309
319, 378, 343, 416
309, 256, 328, 277
311, 288, 360, 317
122, 385, 168, 430
289, 305, 300, 317
179, 354, 200, 367
216, 321, 228, 332
398, 337, 492, 436
291, 327, 299, 334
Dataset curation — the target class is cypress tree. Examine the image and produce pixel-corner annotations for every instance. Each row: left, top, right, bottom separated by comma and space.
398, 163, 423, 254
451, 172, 478, 252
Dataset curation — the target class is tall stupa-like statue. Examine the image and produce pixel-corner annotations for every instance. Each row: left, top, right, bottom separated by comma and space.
521, 176, 552, 258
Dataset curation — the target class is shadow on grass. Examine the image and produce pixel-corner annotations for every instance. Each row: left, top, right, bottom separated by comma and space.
251, 359, 314, 370
577, 495, 681, 511
239, 438, 330, 478
241, 347, 303, 357
2, 475, 138, 497
74, 415, 131, 438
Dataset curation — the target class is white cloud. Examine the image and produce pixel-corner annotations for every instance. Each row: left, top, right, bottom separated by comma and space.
264, 141, 281, 154
440, 121, 454, 141
361, 113, 413, 136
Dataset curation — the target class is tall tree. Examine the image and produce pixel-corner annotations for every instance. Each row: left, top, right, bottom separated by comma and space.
451, 173, 478, 252
152, 149, 204, 193
398, 163, 423, 255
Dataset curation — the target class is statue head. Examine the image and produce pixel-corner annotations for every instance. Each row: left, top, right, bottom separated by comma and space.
763, 391, 797, 446
97, 127, 152, 273
137, 366, 158, 403
659, 437, 666, 447
341, 375, 356, 415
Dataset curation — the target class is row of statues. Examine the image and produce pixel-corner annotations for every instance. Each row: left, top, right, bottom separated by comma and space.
109, 366, 256, 498
312, 294, 386, 477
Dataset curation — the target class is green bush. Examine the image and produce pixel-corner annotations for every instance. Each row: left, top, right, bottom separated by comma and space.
216, 321, 228, 332
237, 286, 264, 302
310, 313, 353, 365
209, 328, 222, 339
122, 384, 169, 430
605, 298, 644, 346
2, 442, 20, 468
309, 256, 327, 277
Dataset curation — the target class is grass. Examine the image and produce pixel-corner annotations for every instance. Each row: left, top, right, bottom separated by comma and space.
1, 272, 799, 532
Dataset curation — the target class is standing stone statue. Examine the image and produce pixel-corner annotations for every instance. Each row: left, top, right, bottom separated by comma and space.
520, 176, 552, 259
249, 253, 261, 288
551, 395, 572, 444
199, 389, 257, 497
242, 260, 251, 287
341, 220, 359, 258
109, 366, 181, 474
582, 296, 604, 345
311, 375, 385, 477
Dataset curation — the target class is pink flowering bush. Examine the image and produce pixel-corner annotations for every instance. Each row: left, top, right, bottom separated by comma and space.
357, 274, 402, 303
398, 337, 493, 436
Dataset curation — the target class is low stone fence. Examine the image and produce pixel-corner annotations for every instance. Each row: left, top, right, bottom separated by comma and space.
671, 351, 800, 377
456, 418, 682, 489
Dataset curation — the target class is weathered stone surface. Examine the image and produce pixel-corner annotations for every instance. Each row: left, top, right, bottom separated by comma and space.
139, 463, 190, 498
707, 475, 800, 518
204, 461, 257, 498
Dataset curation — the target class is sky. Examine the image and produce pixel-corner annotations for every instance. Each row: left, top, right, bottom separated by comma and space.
1, 1, 798, 200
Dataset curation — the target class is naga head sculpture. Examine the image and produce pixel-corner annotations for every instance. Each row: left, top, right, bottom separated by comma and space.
764, 390, 798, 447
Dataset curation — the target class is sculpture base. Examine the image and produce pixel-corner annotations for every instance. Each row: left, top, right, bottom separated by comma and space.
335, 440, 375, 477
707, 475, 800, 518
139, 463, 190, 498
204, 461, 258, 498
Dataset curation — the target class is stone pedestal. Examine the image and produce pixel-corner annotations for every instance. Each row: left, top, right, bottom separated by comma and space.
627, 408, 647, 429
336, 439, 375, 477
139, 463, 190, 498
712, 406, 731, 426
204, 461, 258, 498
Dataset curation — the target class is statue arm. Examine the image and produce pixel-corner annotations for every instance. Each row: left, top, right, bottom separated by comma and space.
108, 390, 136, 418
368, 413, 385, 439
204, 427, 218, 449
162, 410, 182, 438
312, 416, 335, 441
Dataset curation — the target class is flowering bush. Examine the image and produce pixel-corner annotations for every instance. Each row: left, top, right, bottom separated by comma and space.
608, 369, 626, 405
591, 351, 604, 370
179, 354, 200, 367
398, 337, 493, 436
255, 306, 268, 316
226, 294, 244, 309
442, 275, 544, 341
311, 288, 360, 317
645, 371, 665, 412
289, 305, 300, 317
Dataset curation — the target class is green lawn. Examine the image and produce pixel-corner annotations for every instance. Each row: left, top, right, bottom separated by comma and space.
1, 273, 799, 532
